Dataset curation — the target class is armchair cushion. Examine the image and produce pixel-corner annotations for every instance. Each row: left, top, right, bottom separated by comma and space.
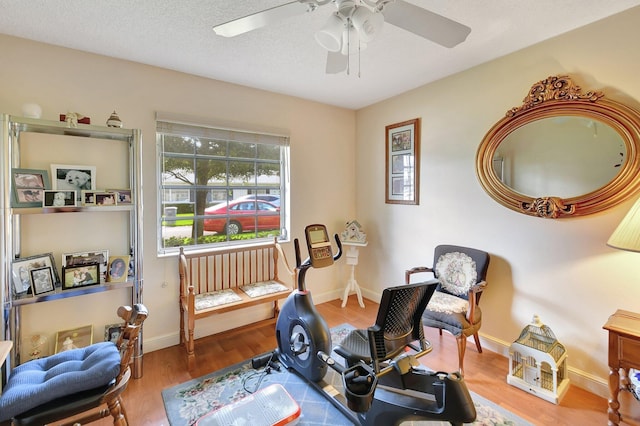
423, 306, 482, 338
426, 291, 469, 314
435, 252, 477, 296
0, 342, 120, 422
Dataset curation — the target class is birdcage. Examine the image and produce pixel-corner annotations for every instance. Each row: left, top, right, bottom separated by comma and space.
507, 315, 569, 404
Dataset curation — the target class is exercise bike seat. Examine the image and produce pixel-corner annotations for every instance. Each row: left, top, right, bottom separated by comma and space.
334, 281, 437, 370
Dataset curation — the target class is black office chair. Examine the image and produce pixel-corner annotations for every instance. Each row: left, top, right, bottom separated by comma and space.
405, 245, 490, 375
0, 304, 148, 426
334, 281, 437, 373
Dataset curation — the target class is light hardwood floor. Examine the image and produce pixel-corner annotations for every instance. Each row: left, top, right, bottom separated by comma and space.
86, 297, 640, 425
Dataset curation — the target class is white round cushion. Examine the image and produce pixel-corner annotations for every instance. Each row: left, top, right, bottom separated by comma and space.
435, 252, 477, 296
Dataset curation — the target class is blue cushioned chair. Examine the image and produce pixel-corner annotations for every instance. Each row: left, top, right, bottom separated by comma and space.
405, 245, 490, 375
0, 304, 148, 426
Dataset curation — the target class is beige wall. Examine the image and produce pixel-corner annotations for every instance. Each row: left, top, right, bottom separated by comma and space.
0, 35, 356, 360
2, 6, 640, 398
355, 7, 640, 397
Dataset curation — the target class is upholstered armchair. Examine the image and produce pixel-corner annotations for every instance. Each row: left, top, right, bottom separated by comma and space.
405, 245, 490, 375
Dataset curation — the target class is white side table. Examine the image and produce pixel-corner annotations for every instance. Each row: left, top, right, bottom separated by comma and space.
341, 241, 367, 308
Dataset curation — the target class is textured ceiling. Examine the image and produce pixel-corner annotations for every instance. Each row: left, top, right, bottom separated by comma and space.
1, 1, 639, 109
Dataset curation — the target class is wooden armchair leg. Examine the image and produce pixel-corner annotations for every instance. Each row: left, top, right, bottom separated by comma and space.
473, 332, 483, 353
456, 334, 467, 376
107, 396, 128, 426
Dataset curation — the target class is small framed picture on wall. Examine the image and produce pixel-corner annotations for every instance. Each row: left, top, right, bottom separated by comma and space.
385, 118, 420, 205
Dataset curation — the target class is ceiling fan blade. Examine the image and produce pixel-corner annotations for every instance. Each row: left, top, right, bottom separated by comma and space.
382, 0, 471, 48
326, 51, 348, 74
213, 1, 312, 37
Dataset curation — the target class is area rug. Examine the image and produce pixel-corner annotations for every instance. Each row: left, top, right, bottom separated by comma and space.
162, 324, 533, 425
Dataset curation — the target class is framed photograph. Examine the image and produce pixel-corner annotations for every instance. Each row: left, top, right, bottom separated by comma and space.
55, 325, 93, 353
43, 190, 77, 207
107, 256, 130, 283
62, 250, 109, 282
81, 190, 97, 206
11, 253, 60, 296
11, 168, 51, 207
50, 164, 96, 199
104, 323, 122, 343
385, 118, 420, 205
95, 192, 117, 206
30, 266, 55, 295
62, 263, 100, 290
107, 189, 132, 205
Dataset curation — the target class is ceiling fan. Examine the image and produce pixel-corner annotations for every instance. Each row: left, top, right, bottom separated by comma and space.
213, 0, 471, 74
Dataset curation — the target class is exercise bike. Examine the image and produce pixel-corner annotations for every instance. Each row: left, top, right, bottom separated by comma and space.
275, 224, 477, 426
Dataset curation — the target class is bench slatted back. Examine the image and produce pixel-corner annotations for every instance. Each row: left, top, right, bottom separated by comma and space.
180, 242, 280, 295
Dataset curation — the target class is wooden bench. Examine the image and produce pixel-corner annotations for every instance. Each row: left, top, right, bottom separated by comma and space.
178, 239, 294, 369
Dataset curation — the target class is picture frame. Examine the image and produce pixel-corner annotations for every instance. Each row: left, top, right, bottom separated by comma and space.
104, 323, 122, 344
94, 192, 117, 206
42, 190, 77, 207
107, 255, 130, 283
50, 164, 96, 200
62, 263, 100, 290
81, 190, 97, 206
30, 266, 55, 295
107, 188, 132, 205
11, 253, 61, 296
11, 168, 51, 208
385, 118, 420, 205
62, 250, 109, 283
55, 325, 93, 353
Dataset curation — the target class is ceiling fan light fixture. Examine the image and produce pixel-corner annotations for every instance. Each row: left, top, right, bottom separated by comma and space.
341, 25, 366, 55
315, 12, 345, 52
351, 5, 383, 42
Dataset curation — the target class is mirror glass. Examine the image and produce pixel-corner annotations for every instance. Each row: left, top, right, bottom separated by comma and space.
495, 116, 626, 198
476, 75, 640, 218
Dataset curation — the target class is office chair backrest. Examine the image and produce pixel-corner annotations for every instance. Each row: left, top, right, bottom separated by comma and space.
368, 281, 437, 362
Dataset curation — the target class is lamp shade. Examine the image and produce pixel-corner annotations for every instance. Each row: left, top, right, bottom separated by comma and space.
607, 198, 640, 253
351, 6, 383, 42
341, 25, 366, 56
315, 13, 345, 52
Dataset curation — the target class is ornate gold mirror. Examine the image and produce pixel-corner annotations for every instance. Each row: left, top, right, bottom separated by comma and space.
476, 75, 640, 218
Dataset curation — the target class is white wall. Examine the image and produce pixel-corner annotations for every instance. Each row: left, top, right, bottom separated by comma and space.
0, 35, 356, 358
354, 7, 640, 397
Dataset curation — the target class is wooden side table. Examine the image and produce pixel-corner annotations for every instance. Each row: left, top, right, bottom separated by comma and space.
603, 309, 640, 426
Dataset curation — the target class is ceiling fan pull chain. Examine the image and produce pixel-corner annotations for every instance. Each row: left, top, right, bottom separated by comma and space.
346, 17, 351, 75
358, 40, 361, 78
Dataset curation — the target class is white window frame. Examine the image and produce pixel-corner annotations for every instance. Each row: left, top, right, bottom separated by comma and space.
156, 113, 290, 255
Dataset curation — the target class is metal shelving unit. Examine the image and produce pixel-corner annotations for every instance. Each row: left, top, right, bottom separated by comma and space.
1, 114, 143, 380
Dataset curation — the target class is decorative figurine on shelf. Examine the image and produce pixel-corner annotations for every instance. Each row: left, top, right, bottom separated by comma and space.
340, 219, 367, 244
21, 103, 42, 119
29, 334, 48, 360
106, 111, 123, 128
61, 112, 90, 128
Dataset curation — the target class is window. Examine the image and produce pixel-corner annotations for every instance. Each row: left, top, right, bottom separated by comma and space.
156, 115, 289, 254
